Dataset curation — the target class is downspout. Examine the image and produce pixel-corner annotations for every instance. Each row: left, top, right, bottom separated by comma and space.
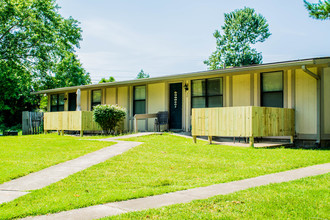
301, 65, 321, 146
76, 89, 81, 111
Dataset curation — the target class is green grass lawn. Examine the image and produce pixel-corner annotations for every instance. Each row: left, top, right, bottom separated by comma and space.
0, 134, 329, 219
78, 132, 133, 139
0, 134, 114, 184
109, 173, 329, 220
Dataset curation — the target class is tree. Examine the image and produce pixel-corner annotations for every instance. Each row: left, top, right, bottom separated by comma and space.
304, 0, 330, 20
204, 7, 271, 70
99, 76, 115, 83
0, 61, 37, 127
53, 53, 91, 88
0, 0, 91, 127
136, 69, 150, 79
93, 105, 126, 134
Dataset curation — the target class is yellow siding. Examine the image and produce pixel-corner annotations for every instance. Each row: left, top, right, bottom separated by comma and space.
106, 88, 116, 105
147, 83, 166, 131
295, 68, 317, 134
324, 67, 330, 134
232, 74, 250, 106
80, 90, 88, 111
136, 120, 146, 131
253, 73, 259, 106
287, 70, 293, 108
47, 94, 51, 111
64, 92, 68, 111
118, 87, 128, 108
225, 76, 230, 106
117, 87, 128, 130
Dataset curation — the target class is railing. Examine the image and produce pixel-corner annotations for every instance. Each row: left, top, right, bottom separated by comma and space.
133, 113, 158, 132
191, 106, 295, 146
44, 111, 101, 136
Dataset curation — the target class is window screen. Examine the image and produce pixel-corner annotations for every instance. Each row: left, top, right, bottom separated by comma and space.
133, 86, 146, 115
261, 71, 283, 108
91, 90, 102, 109
50, 94, 65, 112
191, 78, 223, 108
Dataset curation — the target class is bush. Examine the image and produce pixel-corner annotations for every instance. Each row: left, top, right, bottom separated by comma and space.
93, 105, 126, 134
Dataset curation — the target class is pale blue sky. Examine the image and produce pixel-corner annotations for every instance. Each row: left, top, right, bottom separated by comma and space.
57, 0, 330, 83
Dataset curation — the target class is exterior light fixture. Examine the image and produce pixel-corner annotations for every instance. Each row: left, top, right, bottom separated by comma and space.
184, 83, 189, 91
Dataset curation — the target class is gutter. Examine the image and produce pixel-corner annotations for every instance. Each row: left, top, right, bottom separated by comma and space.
301, 65, 321, 146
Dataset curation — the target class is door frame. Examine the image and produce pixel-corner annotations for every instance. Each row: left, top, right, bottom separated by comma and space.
68, 92, 77, 111
168, 81, 185, 130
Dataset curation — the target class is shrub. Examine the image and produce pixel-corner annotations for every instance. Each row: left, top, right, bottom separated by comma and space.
93, 105, 126, 134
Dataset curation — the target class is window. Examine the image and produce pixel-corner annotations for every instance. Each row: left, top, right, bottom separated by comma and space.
191, 78, 223, 108
261, 71, 283, 108
91, 90, 102, 109
133, 85, 146, 115
50, 94, 65, 112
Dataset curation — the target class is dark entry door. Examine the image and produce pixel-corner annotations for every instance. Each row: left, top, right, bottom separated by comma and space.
68, 92, 77, 111
169, 83, 182, 130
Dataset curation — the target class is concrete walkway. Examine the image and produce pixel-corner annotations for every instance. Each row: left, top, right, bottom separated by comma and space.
0, 132, 155, 204
24, 163, 330, 220
173, 133, 292, 148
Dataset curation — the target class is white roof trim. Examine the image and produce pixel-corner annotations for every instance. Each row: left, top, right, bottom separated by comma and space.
32, 57, 330, 95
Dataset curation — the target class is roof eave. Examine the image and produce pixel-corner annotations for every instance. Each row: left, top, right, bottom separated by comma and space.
32, 57, 330, 95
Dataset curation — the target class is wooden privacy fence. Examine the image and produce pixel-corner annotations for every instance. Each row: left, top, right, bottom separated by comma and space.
44, 111, 101, 136
191, 106, 295, 146
22, 111, 44, 135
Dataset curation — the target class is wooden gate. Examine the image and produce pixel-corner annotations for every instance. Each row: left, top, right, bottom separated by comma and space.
22, 111, 44, 135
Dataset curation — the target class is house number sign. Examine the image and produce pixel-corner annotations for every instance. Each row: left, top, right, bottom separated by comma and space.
174, 91, 178, 108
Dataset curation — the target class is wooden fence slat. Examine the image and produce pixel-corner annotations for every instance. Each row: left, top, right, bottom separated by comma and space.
43, 111, 101, 133
191, 107, 295, 139
22, 111, 44, 135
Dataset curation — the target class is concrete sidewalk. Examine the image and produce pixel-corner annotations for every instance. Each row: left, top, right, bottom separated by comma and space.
0, 133, 155, 204
24, 163, 330, 220
172, 133, 291, 148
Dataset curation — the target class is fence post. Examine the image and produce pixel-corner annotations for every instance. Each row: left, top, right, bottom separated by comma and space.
290, 136, 294, 144
22, 111, 29, 135
208, 136, 212, 144
249, 136, 254, 147
134, 116, 138, 133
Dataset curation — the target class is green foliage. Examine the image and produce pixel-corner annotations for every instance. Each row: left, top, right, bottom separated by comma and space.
99, 76, 115, 83
0, 61, 37, 126
0, 0, 91, 127
304, 0, 330, 20
93, 105, 127, 134
0, 122, 6, 134
39, 95, 48, 112
52, 53, 91, 88
136, 69, 150, 79
204, 7, 271, 70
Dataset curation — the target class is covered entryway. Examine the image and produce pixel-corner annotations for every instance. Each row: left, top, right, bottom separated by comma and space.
169, 83, 182, 130
68, 92, 77, 111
